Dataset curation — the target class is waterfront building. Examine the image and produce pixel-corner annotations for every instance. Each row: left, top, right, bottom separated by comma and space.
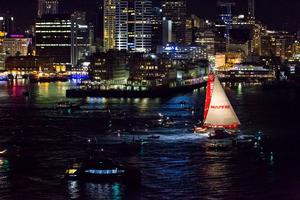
162, 0, 187, 44
214, 52, 243, 70
217, 64, 275, 81
3, 35, 32, 57
5, 56, 55, 78
128, 53, 167, 87
90, 50, 129, 87
157, 43, 208, 61
38, 0, 59, 18
0, 45, 5, 70
215, 53, 226, 69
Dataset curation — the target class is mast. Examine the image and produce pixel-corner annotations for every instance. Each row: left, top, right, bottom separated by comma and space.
203, 73, 215, 121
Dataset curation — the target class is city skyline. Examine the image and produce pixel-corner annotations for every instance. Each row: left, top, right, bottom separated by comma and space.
0, 0, 299, 32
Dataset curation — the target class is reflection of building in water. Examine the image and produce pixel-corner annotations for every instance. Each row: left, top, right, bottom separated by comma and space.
66, 181, 122, 200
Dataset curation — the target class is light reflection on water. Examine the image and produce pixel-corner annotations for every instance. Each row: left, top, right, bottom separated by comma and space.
0, 81, 299, 200
67, 181, 123, 200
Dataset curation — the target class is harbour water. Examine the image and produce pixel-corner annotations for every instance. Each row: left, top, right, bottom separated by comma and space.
0, 80, 300, 200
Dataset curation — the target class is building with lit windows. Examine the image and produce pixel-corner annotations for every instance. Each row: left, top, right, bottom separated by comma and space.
90, 50, 129, 86
115, 0, 152, 52
264, 31, 296, 60
103, 0, 116, 51
195, 30, 216, 58
157, 43, 208, 61
35, 14, 72, 65
71, 12, 93, 66
5, 56, 55, 78
115, 0, 130, 50
162, 0, 186, 44
134, 0, 152, 52
0, 13, 15, 35
38, 0, 59, 18
35, 13, 92, 66
185, 14, 202, 45
3, 35, 32, 56
248, 0, 255, 20
152, 7, 163, 51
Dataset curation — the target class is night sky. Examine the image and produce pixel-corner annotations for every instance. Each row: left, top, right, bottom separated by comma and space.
0, 0, 299, 33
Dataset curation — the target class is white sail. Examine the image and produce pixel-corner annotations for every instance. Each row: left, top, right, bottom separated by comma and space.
204, 76, 240, 128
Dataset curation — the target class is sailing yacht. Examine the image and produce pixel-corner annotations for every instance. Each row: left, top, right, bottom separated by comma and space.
194, 73, 241, 133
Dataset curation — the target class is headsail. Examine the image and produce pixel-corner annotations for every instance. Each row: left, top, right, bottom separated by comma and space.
203, 74, 240, 129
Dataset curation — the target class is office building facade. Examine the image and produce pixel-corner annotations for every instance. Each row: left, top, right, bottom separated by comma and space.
115, 0, 152, 52
38, 0, 59, 18
162, 0, 187, 44
103, 0, 116, 51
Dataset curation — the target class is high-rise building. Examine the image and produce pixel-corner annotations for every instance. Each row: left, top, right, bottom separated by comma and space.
35, 14, 72, 65
162, 19, 172, 45
195, 30, 215, 58
115, 0, 152, 52
134, 0, 152, 52
185, 14, 202, 45
103, 0, 116, 51
217, 1, 235, 50
162, 0, 186, 44
38, 0, 59, 18
152, 7, 163, 50
248, 0, 255, 19
35, 13, 93, 66
71, 12, 93, 66
0, 13, 15, 35
115, 0, 129, 50
217, 1, 235, 26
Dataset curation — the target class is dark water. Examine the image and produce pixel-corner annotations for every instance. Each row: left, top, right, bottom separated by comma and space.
0, 80, 300, 200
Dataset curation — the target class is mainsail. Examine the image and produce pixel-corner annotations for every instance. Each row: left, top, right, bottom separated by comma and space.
203, 74, 241, 129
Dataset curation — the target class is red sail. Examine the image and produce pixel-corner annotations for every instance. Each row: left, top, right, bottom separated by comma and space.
203, 73, 215, 121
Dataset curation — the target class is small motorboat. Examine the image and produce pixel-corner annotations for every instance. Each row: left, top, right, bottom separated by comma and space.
64, 158, 141, 184
235, 134, 256, 145
194, 126, 209, 134
203, 129, 236, 150
56, 101, 81, 110
208, 129, 236, 140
